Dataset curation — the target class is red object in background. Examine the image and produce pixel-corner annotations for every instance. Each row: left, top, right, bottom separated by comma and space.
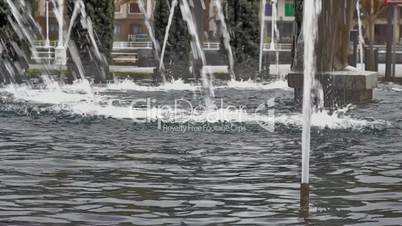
385, 0, 402, 4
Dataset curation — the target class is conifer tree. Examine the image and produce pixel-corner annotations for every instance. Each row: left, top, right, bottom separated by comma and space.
154, 0, 191, 78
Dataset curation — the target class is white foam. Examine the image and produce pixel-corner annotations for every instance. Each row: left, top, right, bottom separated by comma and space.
104, 78, 291, 92
63, 79, 94, 94
105, 79, 196, 91
222, 79, 290, 90
54, 101, 387, 130
384, 83, 402, 92
275, 110, 386, 130
1, 82, 96, 105
0, 81, 388, 130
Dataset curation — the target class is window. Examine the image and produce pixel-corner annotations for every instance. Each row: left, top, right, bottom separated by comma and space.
114, 24, 121, 35
49, 23, 58, 33
115, 4, 121, 12
129, 3, 140, 13
131, 24, 141, 34
47, 1, 54, 11
265, 3, 272, 16
285, 3, 295, 17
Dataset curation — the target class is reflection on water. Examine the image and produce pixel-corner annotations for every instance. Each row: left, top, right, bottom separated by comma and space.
0, 83, 401, 225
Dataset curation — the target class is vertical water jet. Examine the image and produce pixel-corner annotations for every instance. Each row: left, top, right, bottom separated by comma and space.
259, 0, 266, 74
179, 0, 215, 107
159, 0, 178, 82
138, 0, 167, 83
301, 0, 321, 212
213, 0, 235, 80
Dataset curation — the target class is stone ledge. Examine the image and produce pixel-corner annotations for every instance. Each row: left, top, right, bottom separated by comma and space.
288, 70, 378, 106
288, 70, 378, 90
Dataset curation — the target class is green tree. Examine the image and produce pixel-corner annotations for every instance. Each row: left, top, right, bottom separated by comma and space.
224, 0, 260, 78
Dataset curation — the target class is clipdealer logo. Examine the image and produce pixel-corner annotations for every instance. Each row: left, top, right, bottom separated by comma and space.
127, 98, 276, 133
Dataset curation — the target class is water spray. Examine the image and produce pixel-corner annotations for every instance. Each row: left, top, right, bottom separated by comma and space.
301, 0, 321, 212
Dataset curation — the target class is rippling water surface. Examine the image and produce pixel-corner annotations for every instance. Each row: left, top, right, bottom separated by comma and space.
0, 81, 401, 225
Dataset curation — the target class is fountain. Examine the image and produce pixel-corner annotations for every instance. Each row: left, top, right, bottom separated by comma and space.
179, 0, 214, 106
65, 0, 111, 82
159, 0, 179, 82
137, 0, 166, 83
1, 1, 402, 225
300, 0, 321, 212
1, 0, 43, 84
213, 0, 235, 81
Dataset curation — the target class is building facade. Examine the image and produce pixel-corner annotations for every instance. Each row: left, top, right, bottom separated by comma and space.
32, 0, 402, 46
264, 0, 295, 43
114, 0, 153, 42
371, 8, 402, 44
33, 0, 155, 43
34, 0, 59, 42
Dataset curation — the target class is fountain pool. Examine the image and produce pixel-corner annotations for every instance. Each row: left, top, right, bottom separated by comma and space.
0, 81, 400, 225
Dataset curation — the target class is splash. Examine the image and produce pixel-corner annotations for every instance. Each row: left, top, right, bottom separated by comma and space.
104, 78, 291, 91
263, 109, 388, 130
0, 85, 388, 131
223, 79, 290, 90
1, 79, 97, 105
52, 102, 389, 131
105, 79, 196, 92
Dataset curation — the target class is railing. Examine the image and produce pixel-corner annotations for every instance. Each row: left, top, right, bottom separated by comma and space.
113, 41, 153, 50
31, 40, 56, 62
263, 43, 292, 51
203, 42, 220, 51
128, 34, 149, 42
32, 40, 58, 48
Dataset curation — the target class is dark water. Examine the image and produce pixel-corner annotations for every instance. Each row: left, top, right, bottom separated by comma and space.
0, 84, 401, 225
